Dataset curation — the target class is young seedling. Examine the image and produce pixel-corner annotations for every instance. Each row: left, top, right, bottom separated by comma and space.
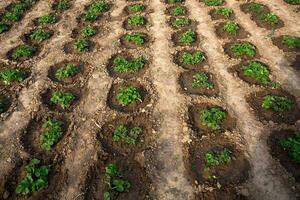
192, 72, 214, 89
113, 56, 146, 73
284, 0, 300, 4
0, 22, 9, 33
80, 25, 97, 38
180, 51, 206, 65
172, 6, 187, 16
0, 69, 27, 85
173, 17, 191, 28
83, 1, 110, 22
15, 159, 50, 196
205, 0, 223, 6
214, 8, 233, 18
279, 132, 300, 163
262, 95, 293, 112
112, 125, 142, 145
56, 0, 71, 11
282, 35, 300, 49
223, 21, 239, 35
37, 14, 57, 24
55, 64, 79, 79
179, 29, 197, 45
200, 107, 227, 130
103, 164, 131, 200
11, 45, 36, 60
127, 4, 145, 13
117, 86, 142, 106
29, 28, 51, 42
50, 91, 75, 109
124, 32, 147, 45
40, 119, 64, 150
128, 15, 146, 26
242, 61, 270, 85
246, 2, 266, 14
259, 12, 280, 26
230, 42, 256, 58
74, 39, 89, 52
204, 148, 231, 173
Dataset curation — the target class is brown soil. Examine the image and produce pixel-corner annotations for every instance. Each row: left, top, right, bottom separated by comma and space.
215, 22, 250, 40
209, 8, 235, 20
195, 187, 249, 200
174, 49, 207, 69
0, 89, 16, 121
291, 55, 300, 70
224, 41, 260, 60
272, 35, 300, 53
172, 28, 199, 47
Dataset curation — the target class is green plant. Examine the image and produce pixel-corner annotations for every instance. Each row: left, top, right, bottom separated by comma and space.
205, 0, 223, 6
280, 132, 300, 163
15, 159, 49, 196
168, 0, 185, 4
117, 86, 142, 106
230, 42, 256, 58
214, 8, 233, 18
0, 69, 27, 85
204, 148, 231, 172
128, 15, 146, 26
284, 0, 300, 4
74, 39, 89, 52
37, 14, 57, 24
179, 29, 197, 45
56, 0, 71, 11
103, 164, 131, 200
83, 1, 110, 22
112, 125, 142, 144
113, 56, 146, 73
173, 17, 191, 28
128, 4, 145, 13
3, 3, 26, 22
50, 91, 75, 109
246, 2, 265, 13
0, 96, 8, 113
11, 45, 36, 60
200, 107, 227, 130
180, 51, 205, 65
242, 61, 270, 85
172, 6, 186, 16
55, 64, 79, 79
223, 21, 239, 34
192, 72, 214, 89
124, 32, 147, 45
282, 35, 300, 49
22, 0, 38, 7
81, 25, 97, 38
259, 12, 279, 25
0, 22, 9, 33
29, 28, 51, 42
262, 95, 293, 112
40, 119, 64, 150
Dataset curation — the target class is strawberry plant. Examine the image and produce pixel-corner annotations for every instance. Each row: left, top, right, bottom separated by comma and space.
83, 1, 110, 22
0, 69, 27, 85
55, 64, 79, 79
242, 61, 270, 85
204, 148, 231, 172
117, 86, 142, 106
56, 0, 71, 11
127, 4, 145, 13
11, 45, 36, 60
15, 159, 50, 196
128, 15, 146, 26
113, 56, 146, 73
124, 32, 147, 45
103, 163, 131, 200
113, 125, 142, 145
223, 21, 239, 35
37, 14, 57, 24
29, 28, 51, 42
200, 107, 227, 130
173, 17, 191, 28
74, 39, 89, 52
179, 29, 197, 45
0, 22, 9, 33
259, 12, 279, 26
40, 119, 64, 150
245, 2, 266, 13
279, 132, 300, 163
214, 8, 233, 18
2, 3, 26, 22
172, 6, 186, 16
81, 25, 97, 38
230, 42, 256, 58
281, 35, 300, 49
180, 51, 205, 65
192, 72, 214, 89
262, 95, 293, 112
205, 0, 223, 6
284, 0, 300, 4
167, 0, 185, 4
50, 91, 75, 109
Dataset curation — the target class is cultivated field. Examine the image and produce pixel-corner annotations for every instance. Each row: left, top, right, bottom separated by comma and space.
0, 0, 299, 199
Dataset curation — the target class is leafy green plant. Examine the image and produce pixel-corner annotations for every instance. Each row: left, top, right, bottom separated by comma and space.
124, 32, 147, 45
262, 95, 293, 112
56, 0, 71, 11
179, 29, 197, 45
230, 42, 256, 58
223, 21, 239, 34
128, 4, 145, 13
2, 3, 26, 22
282, 35, 300, 49
112, 125, 142, 144
128, 15, 146, 26
204, 148, 231, 172
113, 56, 145, 73
117, 86, 142, 106
259, 12, 279, 25
55, 64, 79, 79
246, 2, 265, 13
15, 159, 49, 196
284, 0, 300, 4
37, 14, 57, 24
83, 1, 110, 22
0, 22, 9, 33
180, 51, 205, 65
11, 45, 36, 60
74, 39, 89, 52
81, 25, 97, 38
0, 69, 27, 85
172, 6, 186, 16
0, 96, 8, 113
192, 72, 214, 89
103, 164, 131, 200
167, 0, 185, 4
200, 107, 227, 130
22, 0, 38, 7
173, 17, 191, 28
242, 61, 270, 85
50, 91, 75, 109
29, 28, 51, 42
40, 119, 64, 150
214, 8, 233, 18
205, 0, 223, 6
280, 132, 300, 163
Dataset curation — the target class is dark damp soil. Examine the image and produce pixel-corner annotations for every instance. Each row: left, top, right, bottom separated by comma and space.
267, 129, 300, 183
272, 35, 300, 53
291, 55, 300, 70
247, 89, 300, 124
171, 29, 199, 47
174, 49, 207, 70
167, 17, 197, 30
120, 32, 151, 49
6, 45, 39, 62
123, 15, 149, 31
63, 40, 96, 55
106, 52, 149, 79
215, 22, 250, 40
209, 8, 235, 21
107, 81, 150, 113
240, 3, 270, 17
250, 15, 284, 30
179, 70, 219, 96
224, 41, 260, 60
21, 28, 54, 46
188, 103, 236, 135
165, 5, 189, 16
84, 155, 151, 200
0, 89, 16, 121
124, 4, 148, 15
